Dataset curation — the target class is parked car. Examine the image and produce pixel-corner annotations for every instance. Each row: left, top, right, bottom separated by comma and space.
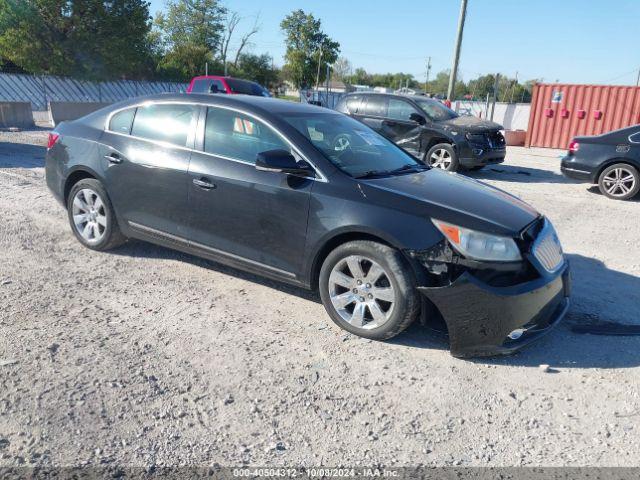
561, 125, 640, 200
187, 75, 270, 97
336, 92, 506, 172
45, 94, 570, 358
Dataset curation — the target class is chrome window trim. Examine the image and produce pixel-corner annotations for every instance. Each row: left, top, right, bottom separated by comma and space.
128, 221, 297, 278
104, 100, 328, 182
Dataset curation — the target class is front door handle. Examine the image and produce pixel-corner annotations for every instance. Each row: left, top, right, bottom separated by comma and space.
104, 152, 124, 164
193, 178, 216, 190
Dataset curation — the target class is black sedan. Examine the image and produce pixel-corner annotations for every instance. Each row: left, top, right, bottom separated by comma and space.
561, 125, 640, 200
45, 93, 569, 358
336, 92, 506, 172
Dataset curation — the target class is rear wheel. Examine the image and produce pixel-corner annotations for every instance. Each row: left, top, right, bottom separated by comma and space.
319, 241, 420, 340
425, 143, 459, 172
67, 178, 126, 250
597, 163, 640, 200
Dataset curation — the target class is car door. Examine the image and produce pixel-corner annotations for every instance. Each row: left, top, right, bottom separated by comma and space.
100, 102, 198, 236
186, 105, 313, 278
384, 98, 423, 157
357, 95, 389, 135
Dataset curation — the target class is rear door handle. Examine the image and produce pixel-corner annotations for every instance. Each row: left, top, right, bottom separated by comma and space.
104, 152, 124, 164
193, 178, 216, 190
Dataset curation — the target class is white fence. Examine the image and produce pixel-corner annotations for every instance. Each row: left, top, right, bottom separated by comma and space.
453, 101, 531, 131
0, 73, 187, 112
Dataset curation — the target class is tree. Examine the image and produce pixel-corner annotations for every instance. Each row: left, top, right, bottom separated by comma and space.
219, 12, 260, 74
231, 53, 279, 89
153, 0, 226, 79
333, 57, 351, 81
0, 0, 154, 79
280, 9, 339, 89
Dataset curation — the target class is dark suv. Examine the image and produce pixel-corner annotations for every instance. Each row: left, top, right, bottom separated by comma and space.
336, 92, 506, 172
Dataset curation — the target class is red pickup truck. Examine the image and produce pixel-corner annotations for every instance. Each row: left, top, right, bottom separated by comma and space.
186, 76, 270, 97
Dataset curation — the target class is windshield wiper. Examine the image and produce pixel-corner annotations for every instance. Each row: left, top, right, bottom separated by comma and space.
388, 164, 429, 174
353, 170, 390, 179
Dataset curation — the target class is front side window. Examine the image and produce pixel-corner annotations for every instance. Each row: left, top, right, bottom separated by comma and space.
108, 108, 135, 134
204, 107, 289, 163
387, 99, 420, 122
283, 112, 421, 178
130, 103, 198, 147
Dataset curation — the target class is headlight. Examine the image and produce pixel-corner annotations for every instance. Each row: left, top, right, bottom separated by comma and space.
432, 219, 522, 262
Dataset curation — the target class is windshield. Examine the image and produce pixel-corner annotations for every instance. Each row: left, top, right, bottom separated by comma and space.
226, 78, 270, 97
413, 98, 458, 122
283, 113, 424, 178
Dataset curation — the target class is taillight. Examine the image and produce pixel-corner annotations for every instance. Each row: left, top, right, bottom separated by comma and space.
47, 133, 60, 149
568, 140, 579, 154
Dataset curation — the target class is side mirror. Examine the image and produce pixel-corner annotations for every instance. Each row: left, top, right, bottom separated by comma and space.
410, 112, 426, 125
255, 149, 313, 177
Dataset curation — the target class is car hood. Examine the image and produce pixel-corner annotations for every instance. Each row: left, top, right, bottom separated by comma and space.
438, 115, 503, 133
360, 169, 539, 236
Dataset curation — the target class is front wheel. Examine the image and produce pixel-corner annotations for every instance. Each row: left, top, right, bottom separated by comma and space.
425, 143, 459, 172
597, 163, 640, 200
319, 241, 420, 340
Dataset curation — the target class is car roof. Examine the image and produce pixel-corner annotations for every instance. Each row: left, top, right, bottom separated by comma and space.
113, 92, 335, 117
344, 91, 431, 102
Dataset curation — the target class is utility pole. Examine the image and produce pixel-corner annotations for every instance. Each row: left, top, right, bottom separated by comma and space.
636, 68, 640, 86
447, 0, 468, 101
425, 56, 432, 94
315, 49, 323, 90
490, 73, 500, 121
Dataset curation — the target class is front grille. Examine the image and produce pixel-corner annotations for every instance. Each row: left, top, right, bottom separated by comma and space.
532, 222, 564, 273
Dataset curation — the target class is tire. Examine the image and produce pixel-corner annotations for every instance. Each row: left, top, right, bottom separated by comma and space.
67, 178, 126, 251
425, 143, 459, 172
319, 240, 420, 340
597, 163, 640, 200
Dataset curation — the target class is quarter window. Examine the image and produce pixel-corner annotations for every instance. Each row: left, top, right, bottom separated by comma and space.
204, 107, 290, 164
130, 103, 197, 147
108, 108, 135, 134
387, 99, 419, 122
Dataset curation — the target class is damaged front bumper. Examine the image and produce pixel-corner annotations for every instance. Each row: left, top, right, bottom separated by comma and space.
418, 265, 570, 358
407, 221, 571, 358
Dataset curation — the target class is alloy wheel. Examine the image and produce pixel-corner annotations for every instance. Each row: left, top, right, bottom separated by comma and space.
602, 167, 637, 198
429, 148, 452, 169
72, 188, 107, 244
328, 255, 396, 329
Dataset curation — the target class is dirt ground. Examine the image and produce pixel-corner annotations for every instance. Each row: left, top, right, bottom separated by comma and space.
1, 129, 639, 469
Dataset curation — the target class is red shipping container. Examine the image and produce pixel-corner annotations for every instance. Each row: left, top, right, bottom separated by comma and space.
525, 83, 640, 149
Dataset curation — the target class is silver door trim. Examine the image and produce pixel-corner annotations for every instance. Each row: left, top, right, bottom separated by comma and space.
127, 221, 297, 278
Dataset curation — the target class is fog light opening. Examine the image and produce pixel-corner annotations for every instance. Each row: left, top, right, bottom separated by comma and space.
508, 328, 525, 340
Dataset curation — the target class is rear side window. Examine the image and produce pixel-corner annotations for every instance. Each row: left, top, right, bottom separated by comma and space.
363, 96, 388, 117
108, 108, 135, 134
131, 103, 198, 147
204, 107, 289, 163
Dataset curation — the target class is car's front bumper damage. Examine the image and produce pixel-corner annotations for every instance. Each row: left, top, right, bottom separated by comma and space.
406, 223, 571, 358
417, 266, 570, 358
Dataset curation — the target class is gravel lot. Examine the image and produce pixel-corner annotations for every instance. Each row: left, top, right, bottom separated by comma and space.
1, 129, 639, 469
